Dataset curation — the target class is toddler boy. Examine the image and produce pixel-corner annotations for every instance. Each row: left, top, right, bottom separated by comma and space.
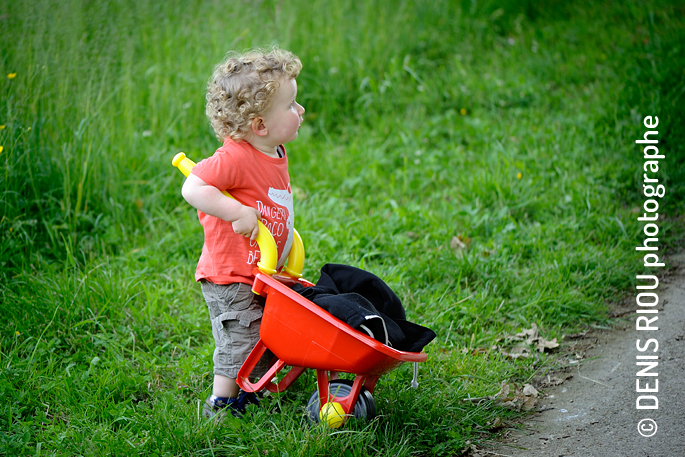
182, 48, 305, 418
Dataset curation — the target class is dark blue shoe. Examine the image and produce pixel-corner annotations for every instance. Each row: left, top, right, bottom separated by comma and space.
203, 395, 242, 420
203, 391, 260, 420
236, 390, 260, 411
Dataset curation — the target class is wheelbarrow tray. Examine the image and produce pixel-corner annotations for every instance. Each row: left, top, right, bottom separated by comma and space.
251, 270, 427, 376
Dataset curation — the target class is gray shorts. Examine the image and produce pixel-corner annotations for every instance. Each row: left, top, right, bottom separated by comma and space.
201, 281, 272, 380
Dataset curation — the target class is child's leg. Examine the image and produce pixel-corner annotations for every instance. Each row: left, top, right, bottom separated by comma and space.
212, 374, 239, 398
201, 281, 268, 399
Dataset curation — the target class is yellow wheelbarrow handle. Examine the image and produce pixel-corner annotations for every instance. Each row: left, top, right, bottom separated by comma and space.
172, 152, 304, 278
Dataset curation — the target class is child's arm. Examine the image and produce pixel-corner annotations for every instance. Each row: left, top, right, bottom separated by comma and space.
182, 174, 261, 240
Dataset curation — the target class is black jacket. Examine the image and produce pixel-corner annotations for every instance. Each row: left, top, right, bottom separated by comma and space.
292, 264, 436, 353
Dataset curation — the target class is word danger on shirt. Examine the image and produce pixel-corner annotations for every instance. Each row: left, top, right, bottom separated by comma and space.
245, 188, 293, 266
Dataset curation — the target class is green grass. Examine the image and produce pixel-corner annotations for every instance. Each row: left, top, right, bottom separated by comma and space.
2, 0, 684, 455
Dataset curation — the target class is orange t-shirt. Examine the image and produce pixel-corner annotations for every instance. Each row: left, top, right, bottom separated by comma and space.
191, 138, 294, 285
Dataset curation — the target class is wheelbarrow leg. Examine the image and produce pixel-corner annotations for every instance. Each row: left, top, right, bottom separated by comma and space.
316, 370, 331, 409
363, 375, 381, 394
237, 339, 306, 393
310, 371, 377, 427
316, 370, 365, 415
269, 365, 306, 393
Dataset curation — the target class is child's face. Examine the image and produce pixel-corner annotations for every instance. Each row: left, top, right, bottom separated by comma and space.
260, 78, 305, 147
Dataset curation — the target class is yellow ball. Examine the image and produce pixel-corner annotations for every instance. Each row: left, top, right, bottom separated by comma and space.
319, 402, 346, 428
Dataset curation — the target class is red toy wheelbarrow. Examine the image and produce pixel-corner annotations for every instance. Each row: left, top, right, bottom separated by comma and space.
173, 153, 427, 427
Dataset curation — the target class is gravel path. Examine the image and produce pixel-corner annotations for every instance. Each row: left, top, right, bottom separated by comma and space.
489, 251, 685, 457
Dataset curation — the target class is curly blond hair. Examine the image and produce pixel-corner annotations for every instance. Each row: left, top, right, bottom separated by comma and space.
206, 48, 302, 141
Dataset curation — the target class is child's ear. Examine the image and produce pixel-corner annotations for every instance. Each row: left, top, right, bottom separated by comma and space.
251, 117, 268, 137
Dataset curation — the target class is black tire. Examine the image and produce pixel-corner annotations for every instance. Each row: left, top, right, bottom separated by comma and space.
306, 379, 376, 425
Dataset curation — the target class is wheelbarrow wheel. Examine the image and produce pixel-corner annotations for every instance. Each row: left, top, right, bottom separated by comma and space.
306, 379, 376, 426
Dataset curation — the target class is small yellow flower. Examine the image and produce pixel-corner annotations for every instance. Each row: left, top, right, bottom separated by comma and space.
7, 73, 17, 79
0, 125, 5, 129
516, 172, 523, 179
15, 331, 21, 336
460, 108, 467, 116
0, 146, 4, 154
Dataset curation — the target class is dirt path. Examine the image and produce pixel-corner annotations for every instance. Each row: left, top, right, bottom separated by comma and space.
489, 251, 685, 457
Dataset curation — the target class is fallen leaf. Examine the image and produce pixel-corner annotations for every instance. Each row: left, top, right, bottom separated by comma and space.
492, 380, 539, 411
450, 234, 471, 259
501, 344, 531, 359
522, 384, 539, 397
500, 323, 559, 358
493, 381, 513, 401
450, 236, 467, 252
535, 337, 559, 352
486, 416, 506, 431
521, 396, 538, 411
511, 323, 539, 343
450, 236, 466, 250
542, 374, 573, 387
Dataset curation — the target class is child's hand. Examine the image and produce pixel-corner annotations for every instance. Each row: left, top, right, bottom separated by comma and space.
232, 206, 262, 240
